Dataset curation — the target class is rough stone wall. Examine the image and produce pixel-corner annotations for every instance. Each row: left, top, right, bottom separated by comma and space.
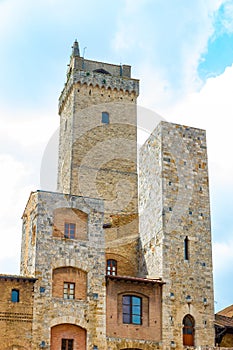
139, 121, 215, 350
20, 193, 38, 277
106, 279, 162, 342
56, 90, 74, 194
21, 190, 106, 350
139, 125, 163, 278
0, 277, 35, 350
106, 337, 161, 350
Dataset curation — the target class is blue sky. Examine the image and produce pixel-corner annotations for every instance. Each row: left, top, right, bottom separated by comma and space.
0, 0, 233, 312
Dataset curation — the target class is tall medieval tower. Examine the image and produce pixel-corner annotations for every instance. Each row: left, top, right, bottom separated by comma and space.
18, 41, 215, 350
57, 40, 140, 275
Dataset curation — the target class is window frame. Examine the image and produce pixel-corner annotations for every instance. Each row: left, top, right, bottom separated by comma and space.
61, 338, 74, 350
11, 289, 20, 303
122, 295, 142, 325
64, 222, 76, 239
63, 282, 75, 300
102, 111, 109, 124
106, 259, 117, 276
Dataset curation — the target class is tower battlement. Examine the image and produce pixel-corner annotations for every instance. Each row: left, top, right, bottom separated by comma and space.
59, 40, 139, 113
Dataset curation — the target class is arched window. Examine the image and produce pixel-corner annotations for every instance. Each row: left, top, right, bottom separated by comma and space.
11, 289, 19, 302
183, 314, 195, 346
123, 295, 142, 325
102, 111, 109, 124
106, 259, 117, 275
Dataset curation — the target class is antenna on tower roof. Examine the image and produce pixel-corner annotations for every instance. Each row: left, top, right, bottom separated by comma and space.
72, 39, 80, 57
83, 47, 87, 58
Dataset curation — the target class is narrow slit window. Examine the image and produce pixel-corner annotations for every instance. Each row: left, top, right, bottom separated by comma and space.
102, 111, 109, 124
184, 236, 189, 260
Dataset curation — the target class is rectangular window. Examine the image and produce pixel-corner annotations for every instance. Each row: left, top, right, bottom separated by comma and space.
61, 339, 73, 350
63, 282, 75, 299
11, 289, 20, 302
122, 295, 142, 325
102, 111, 109, 124
106, 259, 117, 276
64, 223, 76, 239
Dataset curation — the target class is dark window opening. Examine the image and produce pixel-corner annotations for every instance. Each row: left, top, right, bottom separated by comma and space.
63, 282, 75, 299
102, 112, 109, 124
106, 259, 117, 276
93, 68, 111, 75
61, 339, 74, 350
184, 236, 189, 260
64, 223, 76, 239
11, 289, 19, 303
123, 295, 142, 325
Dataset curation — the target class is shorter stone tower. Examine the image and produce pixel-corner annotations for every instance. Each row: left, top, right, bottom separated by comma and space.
20, 191, 106, 349
139, 122, 215, 349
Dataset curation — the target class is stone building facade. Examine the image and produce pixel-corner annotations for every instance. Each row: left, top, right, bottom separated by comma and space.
0, 41, 216, 350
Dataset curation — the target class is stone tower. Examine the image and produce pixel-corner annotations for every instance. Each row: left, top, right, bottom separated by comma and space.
139, 122, 215, 349
57, 40, 140, 273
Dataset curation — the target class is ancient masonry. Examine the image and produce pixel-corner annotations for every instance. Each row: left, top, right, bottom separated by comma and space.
0, 40, 215, 350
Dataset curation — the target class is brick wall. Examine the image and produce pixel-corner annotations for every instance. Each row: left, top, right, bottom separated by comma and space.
106, 278, 162, 342
51, 323, 86, 350
53, 208, 88, 240
0, 277, 35, 350
52, 267, 87, 300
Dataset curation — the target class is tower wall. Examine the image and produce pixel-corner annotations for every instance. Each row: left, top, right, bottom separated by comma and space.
139, 121, 215, 349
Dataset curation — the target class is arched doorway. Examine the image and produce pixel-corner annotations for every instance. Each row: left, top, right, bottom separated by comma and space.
183, 314, 195, 346
51, 324, 86, 350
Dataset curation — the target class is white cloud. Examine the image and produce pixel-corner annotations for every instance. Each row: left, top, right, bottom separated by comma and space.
113, 0, 232, 110
0, 106, 58, 149
0, 105, 58, 273
0, 154, 32, 273
162, 64, 233, 189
